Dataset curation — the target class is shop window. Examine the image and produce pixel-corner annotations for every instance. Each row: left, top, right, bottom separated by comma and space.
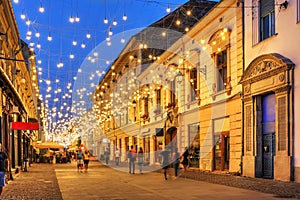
260, 0, 275, 41
188, 123, 200, 168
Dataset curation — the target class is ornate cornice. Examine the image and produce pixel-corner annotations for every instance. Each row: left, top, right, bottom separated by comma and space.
240, 53, 294, 85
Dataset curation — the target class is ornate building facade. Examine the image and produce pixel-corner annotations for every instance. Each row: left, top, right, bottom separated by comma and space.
242, 0, 299, 181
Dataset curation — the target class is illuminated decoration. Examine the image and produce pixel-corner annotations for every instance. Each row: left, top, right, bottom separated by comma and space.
20, 13, 25, 19
113, 18, 117, 26
47, 34, 52, 41
104, 17, 108, 24
39, 4, 45, 13
86, 33, 91, 39
166, 5, 171, 13
122, 14, 127, 21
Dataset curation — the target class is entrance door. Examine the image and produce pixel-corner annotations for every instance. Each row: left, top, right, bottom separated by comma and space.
262, 133, 275, 178
214, 132, 229, 171
261, 93, 276, 179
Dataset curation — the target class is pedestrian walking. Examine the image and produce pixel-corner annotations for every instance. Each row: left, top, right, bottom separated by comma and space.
160, 147, 171, 180
76, 149, 84, 172
173, 148, 180, 177
137, 147, 144, 174
181, 147, 189, 171
104, 148, 110, 165
127, 145, 136, 174
83, 150, 90, 172
115, 148, 120, 166
0, 144, 8, 195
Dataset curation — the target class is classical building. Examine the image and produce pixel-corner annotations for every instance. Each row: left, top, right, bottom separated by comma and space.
92, 0, 217, 164
242, 0, 299, 182
0, 0, 41, 173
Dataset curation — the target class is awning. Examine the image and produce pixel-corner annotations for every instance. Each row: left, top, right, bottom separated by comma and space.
155, 128, 164, 136
12, 122, 39, 130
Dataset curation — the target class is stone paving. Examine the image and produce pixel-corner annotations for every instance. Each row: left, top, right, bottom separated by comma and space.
0, 161, 300, 199
0, 164, 63, 200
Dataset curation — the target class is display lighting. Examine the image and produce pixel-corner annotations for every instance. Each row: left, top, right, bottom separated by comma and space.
81, 42, 86, 48
29, 41, 34, 46
26, 19, 31, 25
27, 30, 32, 35
36, 43, 41, 49
121, 37, 125, 43
86, 33, 91, 39
38, 60, 42, 64
176, 19, 181, 25
13, 0, 19, 3
186, 10, 192, 16
47, 35, 52, 41
26, 35, 31, 40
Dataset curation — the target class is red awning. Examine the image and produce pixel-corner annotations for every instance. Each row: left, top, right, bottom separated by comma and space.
12, 122, 39, 130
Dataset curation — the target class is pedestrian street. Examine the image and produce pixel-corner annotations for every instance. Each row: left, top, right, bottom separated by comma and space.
1, 161, 294, 200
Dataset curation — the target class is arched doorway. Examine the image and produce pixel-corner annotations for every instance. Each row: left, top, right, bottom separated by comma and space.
240, 53, 294, 181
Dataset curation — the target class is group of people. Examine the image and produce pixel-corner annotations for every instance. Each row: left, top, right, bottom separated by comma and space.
161, 147, 189, 180
127, 145, 144, 174
76, 149, 90, 172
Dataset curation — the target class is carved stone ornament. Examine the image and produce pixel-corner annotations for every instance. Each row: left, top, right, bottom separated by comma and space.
240, 53, 294, 86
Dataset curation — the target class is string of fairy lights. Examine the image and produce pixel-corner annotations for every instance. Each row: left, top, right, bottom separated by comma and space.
11, 0, 191, 145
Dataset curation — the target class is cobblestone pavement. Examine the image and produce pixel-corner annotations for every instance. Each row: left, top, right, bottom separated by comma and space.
171, 169, 300, 199
0, 161, 299, 199
0, 164, 63, 200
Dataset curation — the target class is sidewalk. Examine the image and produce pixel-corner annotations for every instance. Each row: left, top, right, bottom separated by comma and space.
101, 160, 300, 198
0, 164, 63, 200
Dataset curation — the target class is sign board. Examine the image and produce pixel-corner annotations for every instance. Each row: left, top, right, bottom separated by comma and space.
12, 122, 39, 130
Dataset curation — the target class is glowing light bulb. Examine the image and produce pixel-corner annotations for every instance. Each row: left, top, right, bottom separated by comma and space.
26, 35, 31, 40
86, 33, 91, 39
20, 13, 26, 20
38, 60, 42, 64
70, 54, 74, 59
162, 32, 166, 37
166, 6, 171, 13
113, 18, 117, 26
108, 29, 113, 36
47, 35, 52, 41
72, 40, 77, 46
122, 14, 127, 21
104, 17, 108, 24
35, 32, 40, 38
39, 5, 45, 13
81, 43, 86, 48
75, 15, 80, 22
187, 10, 192, 16
13, 0, 19, 3
36, 43, 41, 49
27, 30, 32, 35
69, 16, 74, 23
121, 38, 125, 43
26, 19, 31, 25
107, 41, 112, 46
176, 20, 181, 25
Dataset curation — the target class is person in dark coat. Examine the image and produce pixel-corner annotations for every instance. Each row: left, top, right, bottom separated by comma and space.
160, 147, 171, 180
181, 147, 189, 171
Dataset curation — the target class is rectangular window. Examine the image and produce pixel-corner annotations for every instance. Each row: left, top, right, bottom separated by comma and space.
156, 88, 161, 105
260, 0, 275, 41
190, 68, 197, 101
170, 80, 176, 103
144, 97, 149, 115
216, 50, 227, 91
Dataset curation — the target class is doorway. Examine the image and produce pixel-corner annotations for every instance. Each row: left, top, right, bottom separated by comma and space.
214, 132, 229, 171
261, 93, 276, 179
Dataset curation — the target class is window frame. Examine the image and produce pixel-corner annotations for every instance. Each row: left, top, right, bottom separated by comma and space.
259, 0, 275, 41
